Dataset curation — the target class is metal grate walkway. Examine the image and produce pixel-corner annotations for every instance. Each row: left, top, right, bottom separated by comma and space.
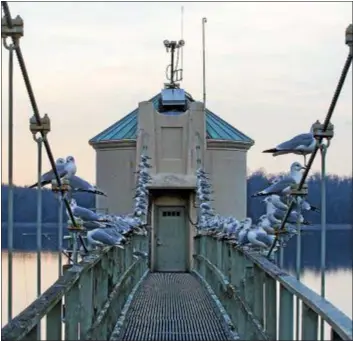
116, 273, 233, 341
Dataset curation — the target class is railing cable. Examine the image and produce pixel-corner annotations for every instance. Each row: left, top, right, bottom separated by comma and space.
1, 2, 87, 253
267, 52, 352, 258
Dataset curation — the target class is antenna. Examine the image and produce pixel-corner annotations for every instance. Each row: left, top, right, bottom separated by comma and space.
202, 17, 207, 106
181, 6, 184, 72
163, 39, 185, 88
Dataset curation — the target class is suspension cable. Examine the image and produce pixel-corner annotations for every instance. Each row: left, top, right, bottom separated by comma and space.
267, 52, 352, 258
1, 2, 87, 253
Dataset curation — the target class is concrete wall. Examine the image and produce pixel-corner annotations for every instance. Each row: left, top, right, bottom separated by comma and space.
205, 144, 248, 220
94, 143, 136, 215
136, 101, 206, 188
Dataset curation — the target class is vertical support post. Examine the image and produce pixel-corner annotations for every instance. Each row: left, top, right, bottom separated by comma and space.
265, 274, 277, 340
279, 246, 284, 268
58, 198, 63, 276
202, 17, 207, 107
253, 265, 264, 328
279, 284, 294, 340
4, 39, 15, 323
320, 143, 328, 341
301, 302, 318, 341
295, 200, 302, 341
46, 299, 62, 340
36, 137, 43, 340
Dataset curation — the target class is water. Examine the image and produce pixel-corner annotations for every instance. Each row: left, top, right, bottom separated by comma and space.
1, 227, 352, 335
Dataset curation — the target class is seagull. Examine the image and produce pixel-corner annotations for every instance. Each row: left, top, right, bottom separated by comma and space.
263, 197, 310, 225
69, 175, 107, 196
251, 162, 305, 197
262, 128, 316, 166
86, 228, 125, 249
293, 196, 320, 213
247, 224, 275, 249
29, 156, 76, 188
68, 198, 103, 222
270, 194, 289, 211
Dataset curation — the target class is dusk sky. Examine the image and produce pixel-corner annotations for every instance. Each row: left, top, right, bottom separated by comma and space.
1, 1, 352, 186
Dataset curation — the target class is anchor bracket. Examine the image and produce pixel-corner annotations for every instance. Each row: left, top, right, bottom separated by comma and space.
51, 178, 71, 192
311, 120, 334, 140
29, 114, 51, 136
289, 183, 308, 196
1, 15, 24, 39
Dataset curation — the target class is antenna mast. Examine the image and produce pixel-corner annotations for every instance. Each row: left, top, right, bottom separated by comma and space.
163, 39, 185, 88
202, 17, 207, 106
181, 6, 184, 71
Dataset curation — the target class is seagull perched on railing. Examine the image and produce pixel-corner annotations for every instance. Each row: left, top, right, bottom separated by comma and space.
68, 198, 105, 222
29, 156, 77, 188
262, 127, 316, 166
68, 175, 107, 197
86, 227, 126, 249
251, 162, 306, 197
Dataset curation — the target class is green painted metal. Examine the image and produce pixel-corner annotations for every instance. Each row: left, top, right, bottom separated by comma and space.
1, 234, 148, 341
46, 299, 62, 340
88, 92, 254, 144
302, 302, 319, 340
279, 283, 294, 340
193, 235, 353, 341
156, 206, 187, 272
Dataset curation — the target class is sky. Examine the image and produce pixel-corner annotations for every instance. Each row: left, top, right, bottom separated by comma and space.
1, 1, 352, 187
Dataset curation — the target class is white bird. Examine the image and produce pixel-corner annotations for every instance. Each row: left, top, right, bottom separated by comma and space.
270, 194, 289, 211
251, 162, 305, 197
68, 199, 103, 222
248, 224, 275, 249
86, 228, 125, 249
262, 127, 316, 166
29, 156, 76, 188
69, 175, 107, 196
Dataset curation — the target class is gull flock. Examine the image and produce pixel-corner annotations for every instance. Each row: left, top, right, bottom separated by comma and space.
196, 127, 319, 259
28, 126, 319, 261
29, 154, 152, 258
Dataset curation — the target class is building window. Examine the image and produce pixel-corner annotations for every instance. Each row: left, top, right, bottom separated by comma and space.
162, 211, 181, 217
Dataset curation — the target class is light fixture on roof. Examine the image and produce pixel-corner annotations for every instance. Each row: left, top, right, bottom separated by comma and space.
163, 39, 185, 88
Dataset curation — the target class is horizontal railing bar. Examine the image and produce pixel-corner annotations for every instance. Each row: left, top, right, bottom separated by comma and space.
1, 246, 115, 341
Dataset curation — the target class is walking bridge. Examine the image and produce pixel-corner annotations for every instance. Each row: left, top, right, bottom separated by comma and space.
1, 3, 352, 341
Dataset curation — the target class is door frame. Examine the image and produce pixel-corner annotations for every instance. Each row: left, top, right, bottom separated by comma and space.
153, 205, 189, 272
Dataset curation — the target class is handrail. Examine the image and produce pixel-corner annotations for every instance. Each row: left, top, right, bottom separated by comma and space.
245, 249, 353, 340
194, 235, 353, 341
1, 248, 110, 340
1, 234, 148, 341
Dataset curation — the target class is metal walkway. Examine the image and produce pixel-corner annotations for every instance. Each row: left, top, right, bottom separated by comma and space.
116, 273, 234, 341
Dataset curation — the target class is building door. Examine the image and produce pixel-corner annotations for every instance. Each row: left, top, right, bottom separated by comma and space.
155, 206, 187, 272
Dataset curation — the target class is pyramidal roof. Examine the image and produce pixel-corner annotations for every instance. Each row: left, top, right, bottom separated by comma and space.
89, 91, 254, 145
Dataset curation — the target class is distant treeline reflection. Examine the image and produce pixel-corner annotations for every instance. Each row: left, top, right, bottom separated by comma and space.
1, 171, 352, 223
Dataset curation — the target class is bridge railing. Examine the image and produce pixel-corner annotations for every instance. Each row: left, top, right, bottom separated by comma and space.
193, 235, 352, 341
1, 234, 148, 341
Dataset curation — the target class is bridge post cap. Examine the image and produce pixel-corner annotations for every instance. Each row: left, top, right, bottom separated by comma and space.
346, 24, 352, 46
1, 15, 24, 39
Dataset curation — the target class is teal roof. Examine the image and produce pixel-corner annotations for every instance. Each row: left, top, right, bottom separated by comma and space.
89, 91, 254, 144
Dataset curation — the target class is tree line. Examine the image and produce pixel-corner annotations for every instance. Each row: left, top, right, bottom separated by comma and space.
1, 171, 352, 224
